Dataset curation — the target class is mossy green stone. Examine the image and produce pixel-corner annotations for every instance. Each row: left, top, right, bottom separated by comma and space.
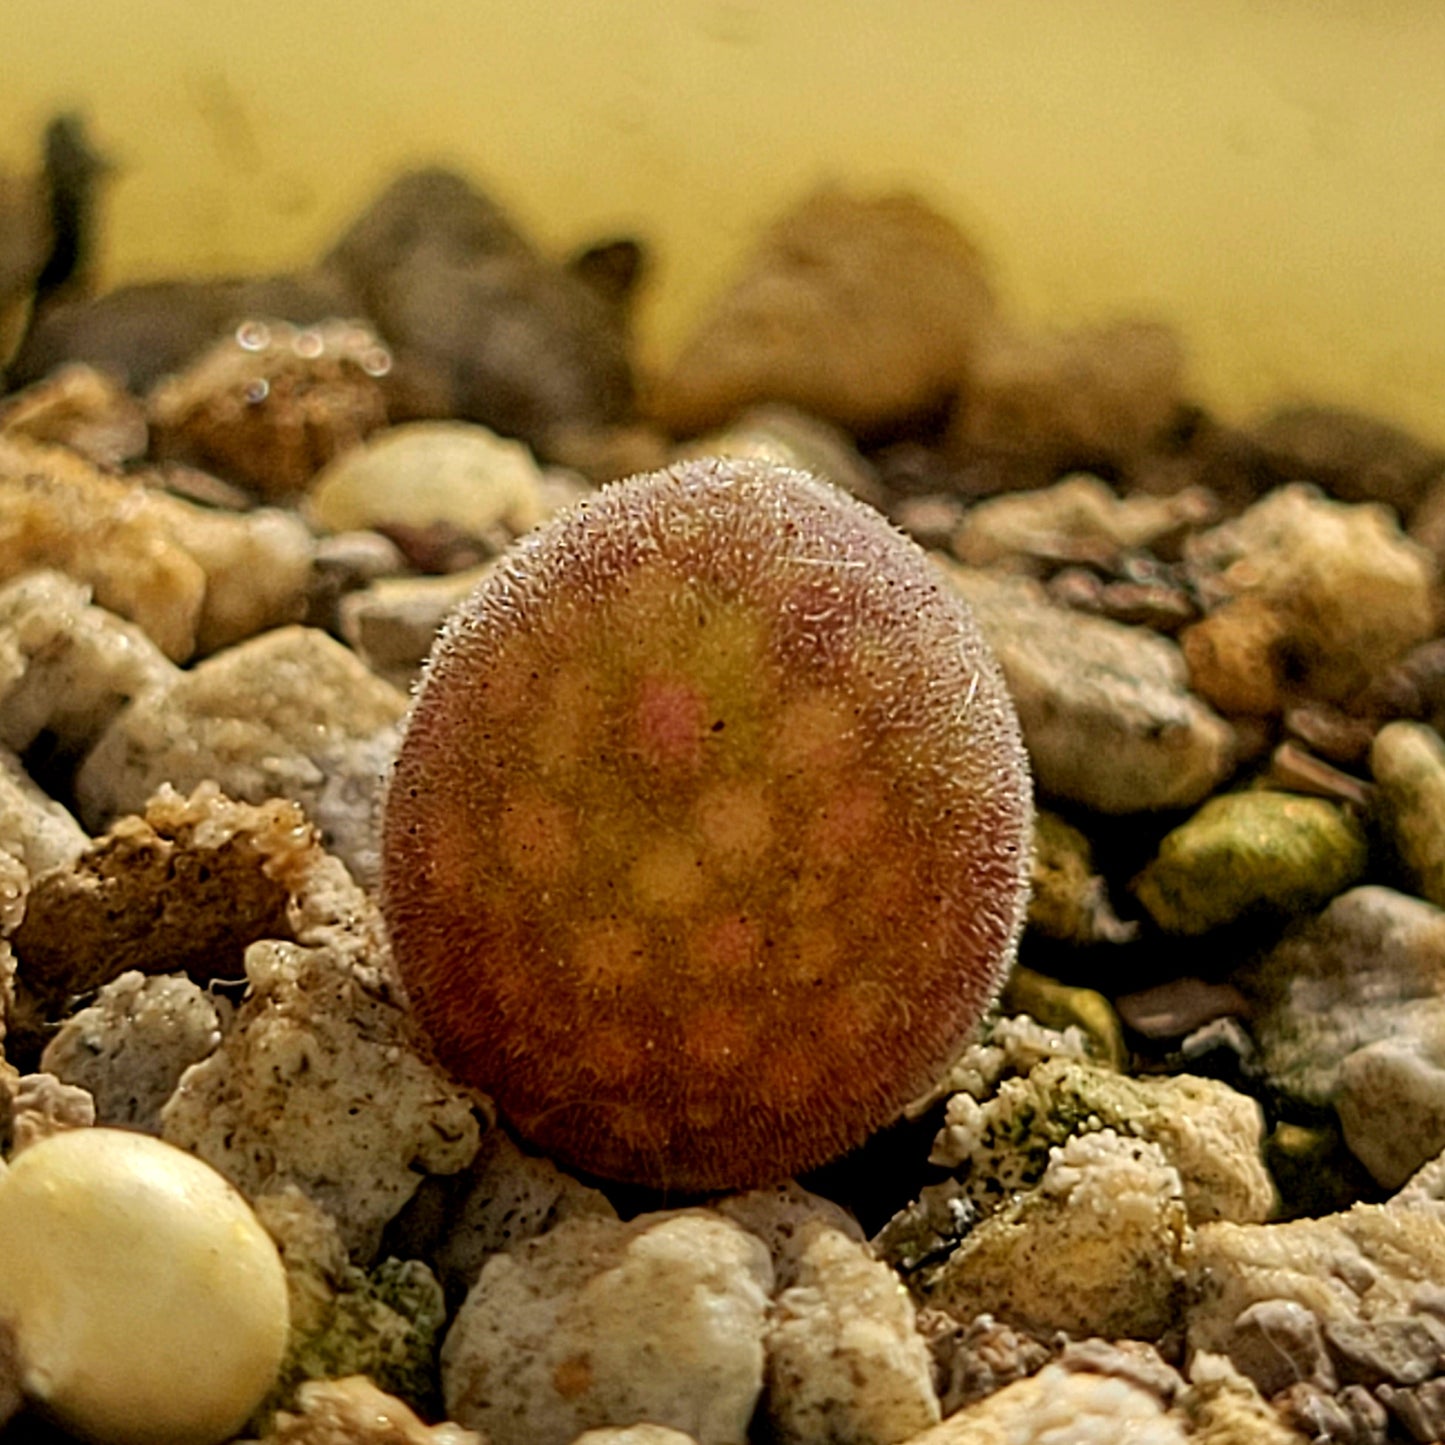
1132, 790, 1367, 935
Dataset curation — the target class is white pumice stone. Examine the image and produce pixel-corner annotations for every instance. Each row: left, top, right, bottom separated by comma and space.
0, 1126, 289, 1445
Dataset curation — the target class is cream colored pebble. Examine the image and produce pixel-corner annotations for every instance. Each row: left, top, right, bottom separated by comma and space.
0, 1127, 289, 1445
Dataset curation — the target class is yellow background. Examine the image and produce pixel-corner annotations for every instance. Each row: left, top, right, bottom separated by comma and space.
2, 1, 1442, 442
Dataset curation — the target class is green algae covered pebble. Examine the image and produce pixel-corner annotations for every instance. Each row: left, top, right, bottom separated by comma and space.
1132, 790, 1367, 935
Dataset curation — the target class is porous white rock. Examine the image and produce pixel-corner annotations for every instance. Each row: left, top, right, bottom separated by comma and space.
40, 971, 224, 1133
161, 905, 480, 1258
0, 741, 87, 933
75, 625, 407, 884
905, 1362, 1187, 1445
1187, 1201, 1445, 1394
395, 1127, 617, 1302
765, 1221, 940, 1445
9, 1071, 95, 1151
713, 1179, 865, 1287
0, 745, 86, 877
0, 1127, 289, 1445
941, 562, 1234, 811
0, 569, 175, 755
442, 1211, 773, 1445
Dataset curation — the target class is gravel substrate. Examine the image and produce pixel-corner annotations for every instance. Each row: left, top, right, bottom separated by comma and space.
1, 159, 1444, 1445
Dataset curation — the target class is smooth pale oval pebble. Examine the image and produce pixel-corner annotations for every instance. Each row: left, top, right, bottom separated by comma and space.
0, 1127, 289, 1445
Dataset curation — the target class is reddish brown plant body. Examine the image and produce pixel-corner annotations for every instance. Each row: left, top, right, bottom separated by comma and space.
382, 457, 1031, 1190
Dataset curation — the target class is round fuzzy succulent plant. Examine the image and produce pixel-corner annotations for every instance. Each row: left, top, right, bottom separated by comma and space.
382, 457, 1031, 1191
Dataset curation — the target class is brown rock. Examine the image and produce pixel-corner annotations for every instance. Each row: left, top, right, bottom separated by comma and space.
1253, 404, 1444, 517
11, 788, 305, 1014
148, 318, 391, 500
652, 188, 997, 437
947, 319, 1187, 480
0, 435, 313, 660
951, 473, 1214, 574
324, 168, 642, 449
1181, 484, 1438, 714
0, 437, 205, 660
6, 270, 360, 393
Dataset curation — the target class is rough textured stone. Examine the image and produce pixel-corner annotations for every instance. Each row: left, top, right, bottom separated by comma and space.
0, 437, 205, 659
571, 1430, 699, 1445
0, 742, 87, 933
1372, 721, 1445, 909
905, 1011, 1094, 1122
0, 435, 313, 660
148, 317, 391, 500
678, 403, 886, 511
1027, 809, 1136, 947
1252, 403, 1444, 516
712, 1180, 865, 1289
1222, 1300, 1337, 1397
915, 1131, 1191, 1340
76, 625, 407, 884
1178, 1353, 1313, 1445
441, 1211, 772, 1445
158, 496, 314, 657
1131, 791, 1368, 935
942, 562, 1235, 811
1337, 1038, 1445, 1190
1187, 1198, 1445, 1393
0, 362, 148, 469
40, 971, 223, 1133
8, 1071, 94, 1151
321, 168, 640, 449
653, 189, 996, 437
12, 787, 298, 1012
1181, 484, 1437, 713
388, 1127, 616, 1304
765, 1221, 939, 1445
1055, 1339, 1183, 1406
928, 1056, 1275, 1227
915, 1311, 1051, 1418
160, 854, 480, 1258
906, 1362, 1187, 1444
1242, 885, 1445, 1113
0, 569, 174, 756
1002, 968, 1129, 1070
